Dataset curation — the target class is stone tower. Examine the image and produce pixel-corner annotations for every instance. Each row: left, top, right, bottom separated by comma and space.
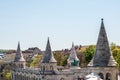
88, 19, 118, 80
41, 38, 57, 74
68, 43, 80, 69
14, 42, 26, 68
88, 19, 117, 67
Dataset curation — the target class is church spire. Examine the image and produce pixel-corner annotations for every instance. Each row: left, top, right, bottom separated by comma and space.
88, 19, 117, 67
68, 42, 80, 68
42, 38, 56, 63
14, 42, 25, 62
68, 42, 79, 61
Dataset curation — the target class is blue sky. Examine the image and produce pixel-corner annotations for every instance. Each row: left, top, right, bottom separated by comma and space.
0, 0, 120, 50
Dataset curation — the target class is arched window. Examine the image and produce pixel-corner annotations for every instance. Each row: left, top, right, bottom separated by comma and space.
21, 64, 24, 68
18, 63, 21, 67
50, 66, 53, 70
98, 73, 104, 79
106, 73, 111, 80
43, 66, 45, 71
60, 78, 64, 80
77, 76, 81, 80
40, 66, 42, 70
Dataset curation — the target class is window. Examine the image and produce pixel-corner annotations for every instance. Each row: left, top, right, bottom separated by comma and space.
106, 73, 111, 80
60, 78, 64, 80
98, 73, 104, 79
50, 66, 53, 70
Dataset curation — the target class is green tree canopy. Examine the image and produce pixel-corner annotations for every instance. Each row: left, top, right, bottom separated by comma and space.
110, 43, 120, 68
30, 55, 42, 67
54, 51, 69, 66
84, 45, 95, 64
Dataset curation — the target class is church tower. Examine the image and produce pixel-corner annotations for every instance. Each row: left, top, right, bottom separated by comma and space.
14, 42, 26, 68
88, 19, 118, 80
41, 38, 57, 74
88, 19, 117, 67
68, 43, 80, 69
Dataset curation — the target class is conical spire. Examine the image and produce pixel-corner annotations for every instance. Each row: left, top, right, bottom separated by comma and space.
42, 38, 56, 63
68, 42, 79, 67
72, 42, 74, 48
68, 43, 79, 62
14, 42, 25, 62
88, 19, 117, 67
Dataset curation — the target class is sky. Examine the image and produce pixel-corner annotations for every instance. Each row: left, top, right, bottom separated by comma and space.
0, 0, 120, 50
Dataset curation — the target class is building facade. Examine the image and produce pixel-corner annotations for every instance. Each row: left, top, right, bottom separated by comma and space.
11, 19, 119, 80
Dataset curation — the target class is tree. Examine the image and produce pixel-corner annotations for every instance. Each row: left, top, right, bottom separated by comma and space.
54, 51, 69, 66
111, 47, 120, 68
60, 55, 69, 66
84, 45, 95, 64
4, 71, 11, 80
30, 55, 42, 67
2, 64, 11, 80
112, 47, 120, 57
0, 60, 3, 66
54, 51, 62, 66
110, 42, 116, 51
110, 42, 120, 68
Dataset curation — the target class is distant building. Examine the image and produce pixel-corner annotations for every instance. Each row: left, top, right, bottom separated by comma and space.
0, 52, 5, 59
11, 19, 119, 80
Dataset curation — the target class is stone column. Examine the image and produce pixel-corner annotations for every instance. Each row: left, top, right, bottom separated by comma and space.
104, 72, 106, 80
117, 71, 119, 80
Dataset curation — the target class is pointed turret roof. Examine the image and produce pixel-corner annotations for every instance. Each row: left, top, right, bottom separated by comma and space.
68, 43, 79, 62
14, 42, 25, 62
42, 38, 57, 63
88, 19, 117, 67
